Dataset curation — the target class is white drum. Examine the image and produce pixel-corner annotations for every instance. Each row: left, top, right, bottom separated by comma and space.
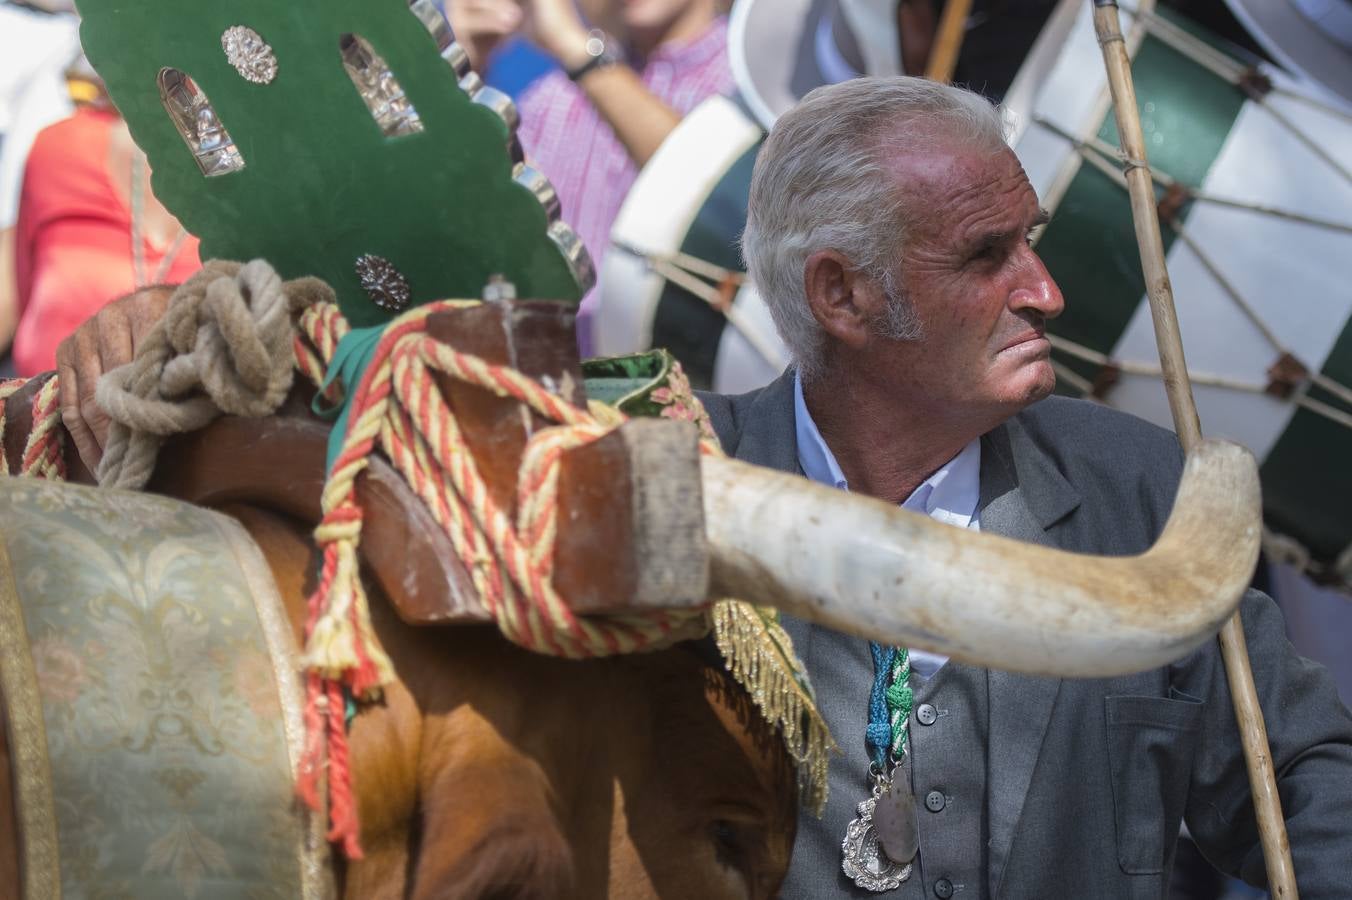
597, 95, 788, 395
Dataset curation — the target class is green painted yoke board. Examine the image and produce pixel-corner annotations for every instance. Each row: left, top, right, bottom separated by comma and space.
77, 0, 580, 327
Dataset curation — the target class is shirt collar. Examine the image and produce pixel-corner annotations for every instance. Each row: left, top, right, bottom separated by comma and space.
793, 371, 981, 526
794, 370, 850, 489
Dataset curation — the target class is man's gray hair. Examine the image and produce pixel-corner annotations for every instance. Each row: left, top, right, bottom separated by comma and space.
742, 76, 1008, 379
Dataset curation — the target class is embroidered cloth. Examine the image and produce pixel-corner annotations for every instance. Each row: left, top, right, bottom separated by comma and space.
0, 477, 328, 899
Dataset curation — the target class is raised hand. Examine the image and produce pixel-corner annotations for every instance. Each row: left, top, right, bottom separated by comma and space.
519, 0, 593, 70
447, 0, 527, 72
55, 286, 174, 471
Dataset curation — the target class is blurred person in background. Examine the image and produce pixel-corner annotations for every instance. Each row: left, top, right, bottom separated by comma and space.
8, 56, 200, 377
0, 0, 78, 373
449, 0, 732, 355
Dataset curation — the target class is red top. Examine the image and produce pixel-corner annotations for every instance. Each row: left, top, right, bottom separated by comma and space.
12, 107, 201, 376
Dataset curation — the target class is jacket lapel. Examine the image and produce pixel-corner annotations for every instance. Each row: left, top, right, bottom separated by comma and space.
979, 416, 1081, 898
729, 368, 800, 472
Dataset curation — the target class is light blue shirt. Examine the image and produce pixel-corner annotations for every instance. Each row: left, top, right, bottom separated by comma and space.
793, 372, 982, 679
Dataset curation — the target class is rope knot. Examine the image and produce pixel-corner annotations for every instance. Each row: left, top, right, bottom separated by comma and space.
96, 259, 334, 490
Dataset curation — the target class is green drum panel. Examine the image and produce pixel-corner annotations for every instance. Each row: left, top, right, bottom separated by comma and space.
1039, 33, 1246, 386
1040, 164, 1152, 387
1097, 38, 1246, 188
1259, 320, 1352, 561
651, 142, 761, 389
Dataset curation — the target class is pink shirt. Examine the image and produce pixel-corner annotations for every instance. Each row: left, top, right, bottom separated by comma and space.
516, 18, 733, 355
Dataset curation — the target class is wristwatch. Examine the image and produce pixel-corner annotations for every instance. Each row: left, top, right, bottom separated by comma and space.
566, 29, 624, 82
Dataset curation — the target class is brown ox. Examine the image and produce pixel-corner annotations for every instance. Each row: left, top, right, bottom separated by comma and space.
0, 502, 798, 900
235, 504, 797, 899
0, 376, 799, 899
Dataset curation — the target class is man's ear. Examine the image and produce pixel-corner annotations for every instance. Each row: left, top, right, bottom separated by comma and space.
803, 250, 884, 349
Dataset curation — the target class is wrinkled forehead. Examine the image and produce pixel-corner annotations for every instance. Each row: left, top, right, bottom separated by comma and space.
881, 140, 1038, 237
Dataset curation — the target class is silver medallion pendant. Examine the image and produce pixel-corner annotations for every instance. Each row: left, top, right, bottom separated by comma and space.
842, 773, 916, 892
873, 775, 920, 863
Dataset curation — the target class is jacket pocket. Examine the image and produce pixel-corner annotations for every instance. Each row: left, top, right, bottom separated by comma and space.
1104, 691, 1205, 875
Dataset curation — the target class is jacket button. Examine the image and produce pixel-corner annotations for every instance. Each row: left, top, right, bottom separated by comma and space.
934, 877, 954, 898
917, 703, 938, 725
925, 790, 946, 812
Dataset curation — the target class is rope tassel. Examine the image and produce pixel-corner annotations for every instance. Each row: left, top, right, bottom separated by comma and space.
18, 379, 66, 480
288, 297, 842, 850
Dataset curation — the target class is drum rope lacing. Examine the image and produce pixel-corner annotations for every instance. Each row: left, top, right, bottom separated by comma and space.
1050, 4, 1352, 435
1026, 6, 1352, 432
1121, 2, 1352, 187
1031, 5, 1352, 438
1050, 4, 1352, 585
0, 259, 835, 859
1035, 118, 1352, 237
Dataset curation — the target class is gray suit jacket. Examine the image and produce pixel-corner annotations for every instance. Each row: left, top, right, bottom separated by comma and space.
700, 370, 1352, 899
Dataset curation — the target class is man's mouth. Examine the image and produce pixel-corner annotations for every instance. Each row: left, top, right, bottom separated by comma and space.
999, 328, 1047, 353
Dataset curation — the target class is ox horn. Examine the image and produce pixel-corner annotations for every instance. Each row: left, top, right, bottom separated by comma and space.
700, 439, 1261, 678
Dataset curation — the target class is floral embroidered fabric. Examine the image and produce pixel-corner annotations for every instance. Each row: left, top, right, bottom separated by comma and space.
0, 477, 327, 898
582, 349, 717, 441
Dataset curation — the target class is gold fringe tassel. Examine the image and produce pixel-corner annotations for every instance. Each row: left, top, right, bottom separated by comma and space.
712, 599, 837, 815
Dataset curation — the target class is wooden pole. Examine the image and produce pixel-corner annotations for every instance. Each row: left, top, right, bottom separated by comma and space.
924, 0, 974, 83
1089, 2, 1298, 896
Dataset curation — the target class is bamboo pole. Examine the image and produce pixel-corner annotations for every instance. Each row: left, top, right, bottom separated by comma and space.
1089, 2, 1299, 896
924, 0, 974, 83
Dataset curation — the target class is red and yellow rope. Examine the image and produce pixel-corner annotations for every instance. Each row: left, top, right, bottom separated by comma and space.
290, 300, 710, 854
0, 377, 65, 480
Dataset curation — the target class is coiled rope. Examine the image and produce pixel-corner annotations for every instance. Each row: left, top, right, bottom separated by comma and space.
96, 259, 335, 490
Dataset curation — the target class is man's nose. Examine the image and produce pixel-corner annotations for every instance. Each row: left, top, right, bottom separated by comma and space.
1010, 249, 1065, 319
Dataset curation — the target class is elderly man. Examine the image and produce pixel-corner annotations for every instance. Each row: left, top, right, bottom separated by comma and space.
699, 76, 1352, 898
